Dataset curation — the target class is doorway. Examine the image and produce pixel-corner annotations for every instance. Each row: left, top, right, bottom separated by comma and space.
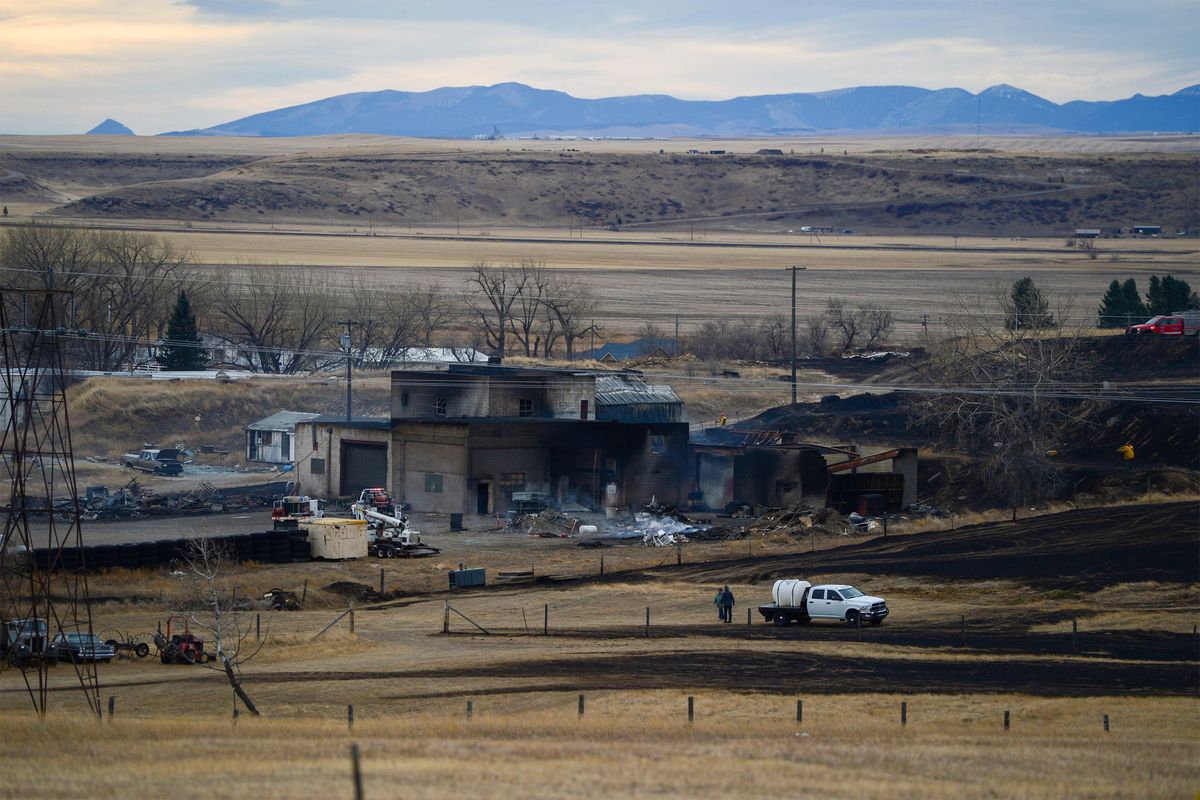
476, 482, 490, 514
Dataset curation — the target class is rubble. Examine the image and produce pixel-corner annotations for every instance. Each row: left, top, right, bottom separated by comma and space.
603, 512, 708, 547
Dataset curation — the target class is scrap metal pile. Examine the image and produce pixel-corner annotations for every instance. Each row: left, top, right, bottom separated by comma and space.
8, 479, 296, 522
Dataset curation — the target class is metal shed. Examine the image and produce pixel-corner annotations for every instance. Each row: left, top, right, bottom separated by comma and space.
246, 411, 321, 464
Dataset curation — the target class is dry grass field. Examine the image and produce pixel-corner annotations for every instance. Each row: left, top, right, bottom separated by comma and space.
3, 502, 1198, 798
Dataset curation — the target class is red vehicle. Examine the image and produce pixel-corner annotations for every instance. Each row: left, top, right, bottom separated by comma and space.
1126, 311, 1200, 336
154, 616, 211, 664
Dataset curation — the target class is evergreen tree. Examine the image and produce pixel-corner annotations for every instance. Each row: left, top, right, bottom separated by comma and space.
1004, 277, 1055, 330
1098, 279, 1147, 327
158, 291, 206, 370
1120, 279, 1146, 324
1097, 280, 1124, 328
1145, 274, 1193, 315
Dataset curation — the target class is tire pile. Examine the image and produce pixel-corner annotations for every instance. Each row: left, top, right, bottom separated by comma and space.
23, 529, 311, 572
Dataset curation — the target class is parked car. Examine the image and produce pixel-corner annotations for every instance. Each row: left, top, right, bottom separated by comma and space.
50, 632, 116, 663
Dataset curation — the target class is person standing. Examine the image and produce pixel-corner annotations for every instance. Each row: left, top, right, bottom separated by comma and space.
720, 585, 735, 624
713, 587, 726, 622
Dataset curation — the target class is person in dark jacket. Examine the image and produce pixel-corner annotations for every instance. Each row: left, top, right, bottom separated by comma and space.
713, 587, 726, 621
720, 585, 734, 623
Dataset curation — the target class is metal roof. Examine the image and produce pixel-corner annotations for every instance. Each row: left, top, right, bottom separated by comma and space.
246, 411, 321, 431
594, 375, 681, 407
310, 414, 392, 430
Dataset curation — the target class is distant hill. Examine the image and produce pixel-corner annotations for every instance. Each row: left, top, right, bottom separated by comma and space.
164, 82, 1200, 138
87, 118, 134, 135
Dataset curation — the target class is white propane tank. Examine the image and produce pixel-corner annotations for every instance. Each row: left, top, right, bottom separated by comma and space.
772, 579, 812, 607
578, 524, 599, 535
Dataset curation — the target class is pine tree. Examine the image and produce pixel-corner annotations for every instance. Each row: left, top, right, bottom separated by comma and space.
1097, 280, 1125, 328
1004, 277, 1054, 330
1144, 275, 1193, 315
158, 291, 206, 370
1120, 279, 1146, 325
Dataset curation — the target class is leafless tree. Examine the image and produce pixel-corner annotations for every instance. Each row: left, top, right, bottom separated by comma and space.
209, 267, 337, 373
862, 304, 896, 348
506, 259, 552, 357
761, 313, 789, 360
909, 293, 1095, 509
467, 261, 528, 356
408, 283, 454, 346
543, 275, 599, 361
0, 225, 192, 371
824, 298, 866, 352
177, 537, 266, 716
803, 315, 830, 356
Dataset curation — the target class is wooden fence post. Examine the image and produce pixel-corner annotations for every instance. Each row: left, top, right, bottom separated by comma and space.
467, 700, 474, 720
301, 579, 308, 604
960, 614, 966, 647
1072, 618, 1078, 654
443, 600, 450, 634
796, 699, 803, 723
901, 701, 907, 726
349, 602, 355, 634
645, 607, 650, 638
1004, 710, 1010, 731
379, 568, 385, 595
688, 696, 694, 723
544, 603, 548, 635
1103, 714, 1109, 733
578, 694, 585, 719
350, 743, 363, 800
256, 613, 261, 642
600, 555, 604, 576
107, 695, 115, 721
348, 704, 354, 729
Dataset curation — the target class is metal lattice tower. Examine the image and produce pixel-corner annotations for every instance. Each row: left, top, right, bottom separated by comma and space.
0, 287, 101, 715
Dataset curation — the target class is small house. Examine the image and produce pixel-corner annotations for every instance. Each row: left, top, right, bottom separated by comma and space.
579, 338, 676, 363
246, 411, 321, 464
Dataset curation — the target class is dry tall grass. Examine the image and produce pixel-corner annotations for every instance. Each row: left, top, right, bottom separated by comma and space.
1, 694, 1195, 799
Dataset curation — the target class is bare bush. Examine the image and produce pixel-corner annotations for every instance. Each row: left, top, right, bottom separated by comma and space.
909, 294, 1094, 509
862, 305, 896, 348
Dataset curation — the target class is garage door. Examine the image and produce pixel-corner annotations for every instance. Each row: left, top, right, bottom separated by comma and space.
340, 442, 387, 497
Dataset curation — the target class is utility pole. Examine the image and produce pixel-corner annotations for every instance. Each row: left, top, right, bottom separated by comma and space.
338, 320, 357, 423
787, 266, 806, 406
674, 315, 680, 356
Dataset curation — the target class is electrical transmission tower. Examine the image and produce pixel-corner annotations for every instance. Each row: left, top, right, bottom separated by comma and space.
0, 287, 101, 716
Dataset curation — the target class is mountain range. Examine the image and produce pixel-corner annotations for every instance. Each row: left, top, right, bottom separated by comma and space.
162, 82, 1200, 138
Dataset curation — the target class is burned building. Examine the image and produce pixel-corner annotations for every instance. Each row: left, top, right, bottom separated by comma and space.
295, 365, 688, 513
689, 428, 917, 513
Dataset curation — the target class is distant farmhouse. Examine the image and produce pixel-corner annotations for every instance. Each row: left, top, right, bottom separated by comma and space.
578, 338, 676, 363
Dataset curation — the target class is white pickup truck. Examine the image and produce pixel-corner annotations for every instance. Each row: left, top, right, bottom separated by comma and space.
757, 579, 889, 626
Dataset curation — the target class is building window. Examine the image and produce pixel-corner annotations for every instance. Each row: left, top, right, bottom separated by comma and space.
500, 472, 525, 489
435, 397, 447, 416
424, 472, 444, 493
311, 458, 325, 475
649, 434, 665, 454
260, 431, 273, 445
518, 398, 533, 417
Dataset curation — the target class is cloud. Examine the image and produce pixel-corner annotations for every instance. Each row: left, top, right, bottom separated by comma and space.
1, 0, 1197, 134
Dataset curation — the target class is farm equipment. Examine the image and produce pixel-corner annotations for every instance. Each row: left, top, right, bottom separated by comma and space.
101, 629, 152, 659
153, 616, 211, 664
351, 488, 439, 558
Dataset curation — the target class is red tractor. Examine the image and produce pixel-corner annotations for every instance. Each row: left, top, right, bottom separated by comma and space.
154, 616, 211, 664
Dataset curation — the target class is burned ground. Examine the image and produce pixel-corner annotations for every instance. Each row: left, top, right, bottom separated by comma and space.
653, 501, 1198, 590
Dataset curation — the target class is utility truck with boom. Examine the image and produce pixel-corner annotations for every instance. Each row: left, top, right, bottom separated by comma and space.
350, 487, 439, 558
758, 579, 889, 626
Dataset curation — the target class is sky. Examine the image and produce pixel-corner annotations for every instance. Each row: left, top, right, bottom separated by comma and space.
1, 0, 1197, 135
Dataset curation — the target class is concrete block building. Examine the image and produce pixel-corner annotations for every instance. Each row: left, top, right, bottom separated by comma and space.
293, 365, 689, 513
